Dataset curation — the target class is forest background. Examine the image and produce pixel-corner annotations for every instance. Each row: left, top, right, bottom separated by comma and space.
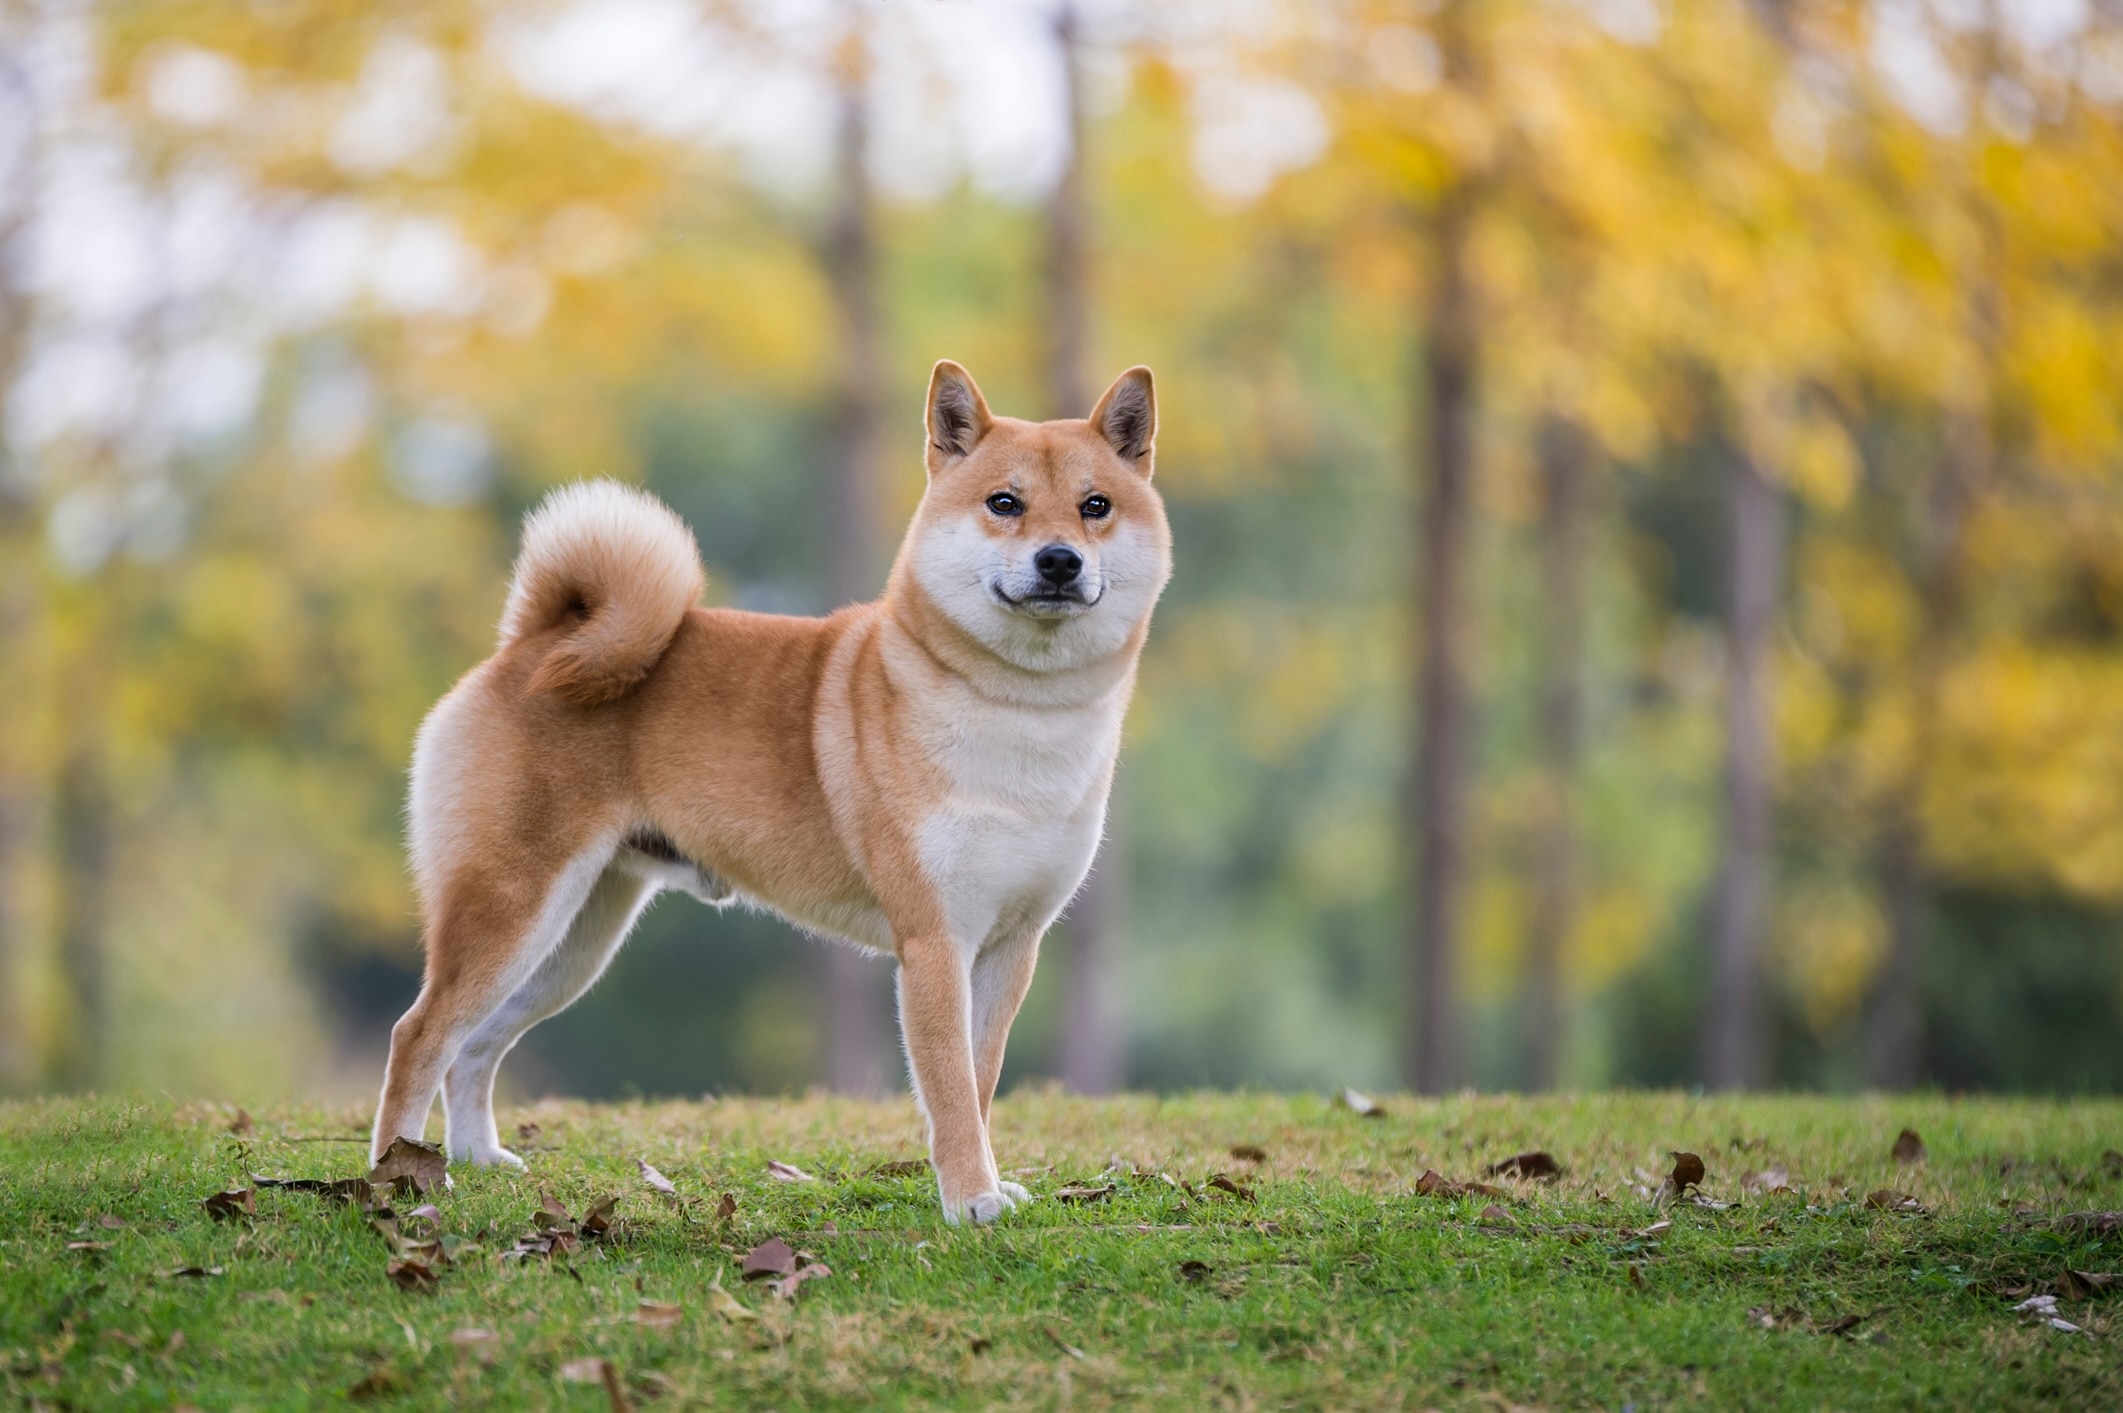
3, 0, 2121, 1109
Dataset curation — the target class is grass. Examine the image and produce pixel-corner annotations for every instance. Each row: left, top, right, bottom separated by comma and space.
2, 1090, 2120, 1409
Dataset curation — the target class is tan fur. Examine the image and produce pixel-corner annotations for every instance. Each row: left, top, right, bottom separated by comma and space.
372, 362, 1172, 1224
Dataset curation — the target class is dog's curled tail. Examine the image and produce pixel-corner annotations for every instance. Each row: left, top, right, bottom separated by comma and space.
500, 480, 704, 705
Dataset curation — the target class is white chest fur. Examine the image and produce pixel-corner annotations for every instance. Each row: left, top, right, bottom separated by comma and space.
910, 674, 1122, 954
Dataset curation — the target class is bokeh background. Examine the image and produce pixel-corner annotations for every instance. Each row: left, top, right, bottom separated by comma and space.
2, 0, 2120, 1106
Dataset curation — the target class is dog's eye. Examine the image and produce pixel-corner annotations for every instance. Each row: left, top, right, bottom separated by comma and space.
1080, 494, 1111, 520
985, 492, 1023, 517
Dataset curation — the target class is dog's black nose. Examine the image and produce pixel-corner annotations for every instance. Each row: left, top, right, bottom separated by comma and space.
1035, 544, 1083, 587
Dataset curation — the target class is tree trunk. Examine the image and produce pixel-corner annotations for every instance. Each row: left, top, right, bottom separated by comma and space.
1704, 446, 1782, 1091
821, 9, 890, 1097
1868, 395, 1983, 1087
1524, 415, 1590, 1091
1045, 2, 1124, 1095
1404, 165, 1478, 1096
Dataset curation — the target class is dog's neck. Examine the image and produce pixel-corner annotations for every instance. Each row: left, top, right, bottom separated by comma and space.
879, 564, 1146, 715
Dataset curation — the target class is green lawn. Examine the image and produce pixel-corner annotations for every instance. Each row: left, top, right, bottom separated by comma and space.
3, 1090, 2118, 1409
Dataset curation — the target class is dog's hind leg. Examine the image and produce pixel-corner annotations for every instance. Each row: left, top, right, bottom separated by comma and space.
440, 863, 657, 1165
369, 845, 611, 1168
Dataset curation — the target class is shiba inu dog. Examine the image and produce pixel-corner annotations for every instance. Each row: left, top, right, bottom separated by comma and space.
369, 361, 1171, 1224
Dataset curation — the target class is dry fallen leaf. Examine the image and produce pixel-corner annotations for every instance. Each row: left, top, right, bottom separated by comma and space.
1206, 1174, 1255, 1202
715, 1193, 738, 1223
766, 1160, 815, 1184
2100, 1150, 2122, 1177
253, 1174, 378, 1209
1636, 1220, 1672, 1238
346, 1370, 403, 1401
2061, 1270, 2117, 1300
228, 1109, 254, 1137
768, 1262, 831, 1301
386, 1258, 439, 1294
165, 1266, 224, 1279
704, 1271, 758, 1324
1340, 1088, 1385, 1118
202, 1188, 254, 1222
559, 1357, 610, 1384
1177, 1259, 1213, 1282
1478, 1203, 1513, 1224
1485, 1151, 1563, 1182
634, 1301, 683, 1329
1054, 1184, 1117, 1205
1653, 1152, 1706, 1208
1892, 1128, 1927, 1165
579, 1195, 620, 1240
742, 1237, 798, 1282
449, 1328, 499, 1365
368, 1138, 449, 1197
1865, 1189, 1926, 1213
67, 1240, 110, 1254
1229, 1144, 1268, 1164
1414, 1170, 1506, 1200
636, 1159, 677, 1195
405, 1203, 442, 1225
97, 1213, 127, 1229
1744, 1165, 1792, 1194
1043, 1327, 1086, 1360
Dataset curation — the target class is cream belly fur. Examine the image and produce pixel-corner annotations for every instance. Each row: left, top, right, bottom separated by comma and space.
370, 360, 1172, 1225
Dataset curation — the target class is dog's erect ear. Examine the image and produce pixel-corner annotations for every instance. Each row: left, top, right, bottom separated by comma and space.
1089, 365, 1156, 472
924, 360, 993, 475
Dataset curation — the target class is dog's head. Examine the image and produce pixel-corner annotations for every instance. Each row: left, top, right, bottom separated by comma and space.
903, 360, 1172, 673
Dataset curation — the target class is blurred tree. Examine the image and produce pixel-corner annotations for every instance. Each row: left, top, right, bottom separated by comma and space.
820, 0, 894, 1097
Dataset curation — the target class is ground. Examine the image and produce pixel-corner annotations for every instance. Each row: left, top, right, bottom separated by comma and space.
2, 1090, 2119, 1410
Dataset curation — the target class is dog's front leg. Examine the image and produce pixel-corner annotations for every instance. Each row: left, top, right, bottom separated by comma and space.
969, 928, 1042, 1205
896, 932, 1011, 1224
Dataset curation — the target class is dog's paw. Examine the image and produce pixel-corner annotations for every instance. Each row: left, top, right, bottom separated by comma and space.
997, 1180, 1032, 1205
460, 1145, 525, 1169
944, 1187, 1021, 1226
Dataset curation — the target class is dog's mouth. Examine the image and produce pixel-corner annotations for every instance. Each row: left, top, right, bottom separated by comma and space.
990, 580, 1100, 617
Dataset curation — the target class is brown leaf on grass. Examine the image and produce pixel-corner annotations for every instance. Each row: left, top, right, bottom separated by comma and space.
405, 1203, 442, 1225
1043, 1327, 1086, 1360
202, 1188, 255, 1222
386, 1258, 439, 1294
1054, 1184, 1116, 1205
634, 1301, 683, 1328
515, 1121, 542, 1145
538, 1191, 573, 1224
1626, 1262, 1647, 1290
1229, 1144, 1268, 1163
1814, 1312, 1867, 1336
1892, 1128, 1927, 1165
1743, 1166, 1792, 1195
2049, 1211, 2121, 1235
1653, 1152, 1706, 1208
228, 1109, 254, 1137
1485, 1151, 1562, 1182
704, 1271, 757, 1323
1206, 1174, 1256, 1202
714, 1193, 737, 1223
768, 1262, 831, 1301
97, 1213, 127, 1229
1478, 1204, 1513, 1224
67, 1240, 110, 1253
253, 1174, 377, 1208
2061, 1270, 2117, 1300
449, 1328, 499, 1365
1414, 1170, 1507, 1200
636, 1159, 677, 1195
346, 1370, 403, 1400
1635, 1220, 1672, 1238
1339, 1088, 1384, 1117
765, 1160, 815, 1184
1177, 1259, 1213, 1282
165, 1265, 225, 1278
866, 1159, 931, 1178
2099, 1150, 2123, 1177
741, 1237, 798, 1281
368, 1138, 448, 1197
1865, 1189, 1926, 1213
579, 1195, 621, 1240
